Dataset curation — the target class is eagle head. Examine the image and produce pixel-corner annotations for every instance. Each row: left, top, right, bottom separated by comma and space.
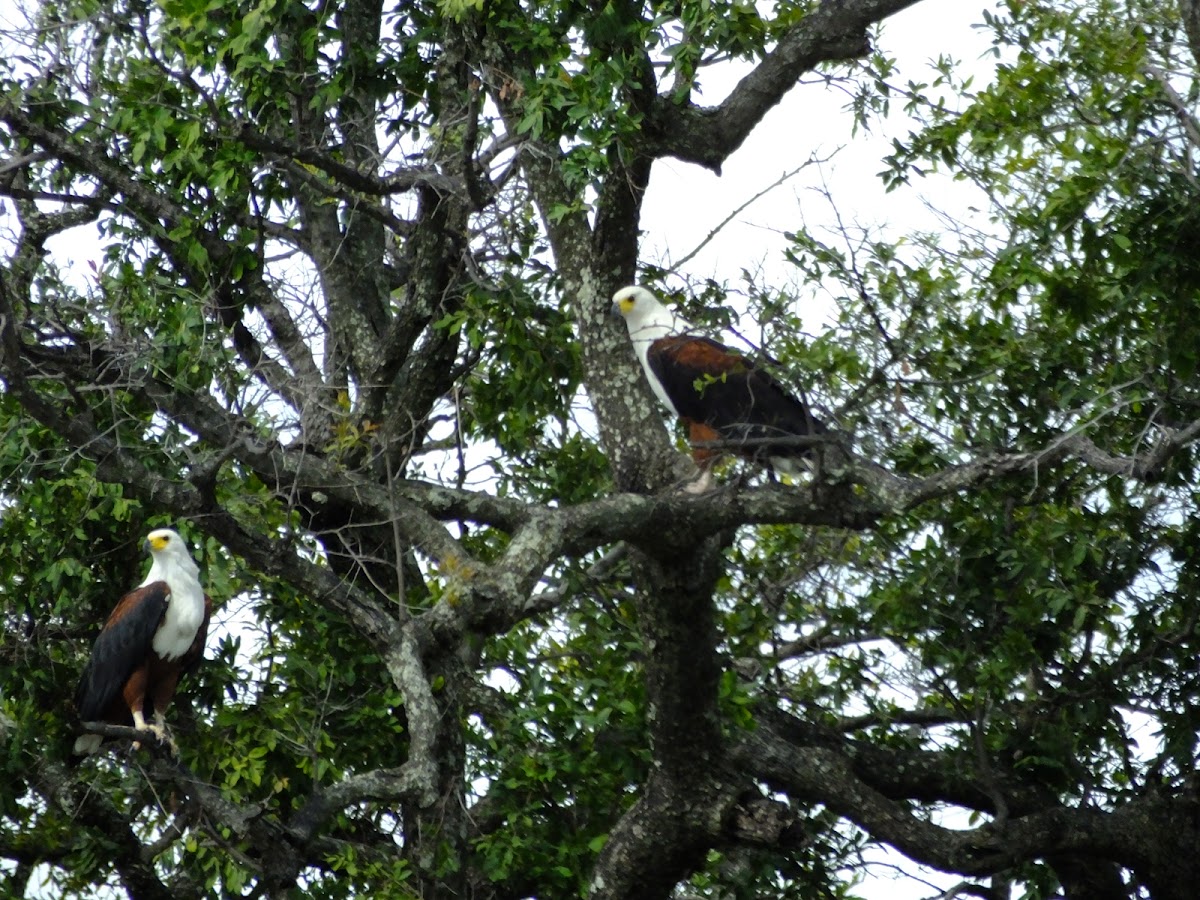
144, 528, 185, 556
611, 285, 658, 321
141, 527, 201, 585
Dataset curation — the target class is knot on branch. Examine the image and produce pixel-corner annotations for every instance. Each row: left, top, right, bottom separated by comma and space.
727, 795, 810, 850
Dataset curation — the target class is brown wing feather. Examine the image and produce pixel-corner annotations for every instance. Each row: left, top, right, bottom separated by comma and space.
647, 335, 825, 463
653, 335, 749, 373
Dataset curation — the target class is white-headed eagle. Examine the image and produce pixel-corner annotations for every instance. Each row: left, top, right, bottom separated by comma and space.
73, 528, 211, 754
612, 285, 826, 490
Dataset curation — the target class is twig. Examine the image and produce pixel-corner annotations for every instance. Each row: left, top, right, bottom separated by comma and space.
670, 156, 832, 272
690, 433, 846, 450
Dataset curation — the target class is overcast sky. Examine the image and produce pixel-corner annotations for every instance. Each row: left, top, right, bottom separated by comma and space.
640, 0, 1000, 334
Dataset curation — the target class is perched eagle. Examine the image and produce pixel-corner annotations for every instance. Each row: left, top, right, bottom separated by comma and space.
612, 285, 826, 490
73, 528, 211, 754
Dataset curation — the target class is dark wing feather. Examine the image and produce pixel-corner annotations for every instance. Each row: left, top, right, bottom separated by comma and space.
647, 335, 825, 457
75, 582, 170, 720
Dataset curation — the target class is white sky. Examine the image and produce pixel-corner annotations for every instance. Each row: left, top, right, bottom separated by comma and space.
641, 0, 999, 331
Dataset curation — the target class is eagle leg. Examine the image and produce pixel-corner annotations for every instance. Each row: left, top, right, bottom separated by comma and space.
130, 708, 152, 750
151, 711, 179, 756
681, 421, 722, 493
129, 709, 177, 754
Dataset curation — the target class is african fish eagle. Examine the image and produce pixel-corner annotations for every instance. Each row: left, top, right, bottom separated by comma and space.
73, 528, 211, 754
612, 285, 826, 490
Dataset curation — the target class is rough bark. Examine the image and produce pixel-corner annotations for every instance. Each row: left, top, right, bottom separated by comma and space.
5, 0, 1197, 898
1180, 0, 1200, 72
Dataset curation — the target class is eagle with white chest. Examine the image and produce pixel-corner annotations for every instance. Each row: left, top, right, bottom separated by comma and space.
73, 528, 211, 754
612, 285, 827, 491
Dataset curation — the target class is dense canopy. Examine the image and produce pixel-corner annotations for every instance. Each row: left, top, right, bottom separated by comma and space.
3, 0, 1200, 898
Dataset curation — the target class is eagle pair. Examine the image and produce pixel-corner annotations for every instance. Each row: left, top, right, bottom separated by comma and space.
612, 285, 826, 491
73, 287, 815, 752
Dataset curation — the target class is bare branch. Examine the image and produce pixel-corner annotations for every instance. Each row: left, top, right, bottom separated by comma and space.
670, 160, 825, 271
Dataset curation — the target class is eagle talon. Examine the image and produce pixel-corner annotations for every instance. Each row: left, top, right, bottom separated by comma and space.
130, 720, 178, 754
150, 719, 180, 755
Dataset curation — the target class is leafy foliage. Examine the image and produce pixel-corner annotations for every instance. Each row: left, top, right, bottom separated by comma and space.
2, 0, 1200, 899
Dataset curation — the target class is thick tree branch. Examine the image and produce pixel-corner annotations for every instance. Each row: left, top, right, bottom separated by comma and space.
11, 281, 1200, 652
588, 772, 743, 900
647, 0, 924, 172
237, 125, 463, 197
735, 709, 1200, 899
289, 757, 439, 841
587, 533, 735, 898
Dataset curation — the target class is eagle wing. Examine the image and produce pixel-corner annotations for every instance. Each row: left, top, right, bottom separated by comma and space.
75, 582, 170, 721
646, 335, 824, 450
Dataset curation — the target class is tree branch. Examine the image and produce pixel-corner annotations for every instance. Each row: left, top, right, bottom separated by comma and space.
288, 757, 439, 841
735, 708, 1200, 898
0, 99, 323, 416
647, 0, 924, 172
237, 125, 464, 197
36, 760, 189, 900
